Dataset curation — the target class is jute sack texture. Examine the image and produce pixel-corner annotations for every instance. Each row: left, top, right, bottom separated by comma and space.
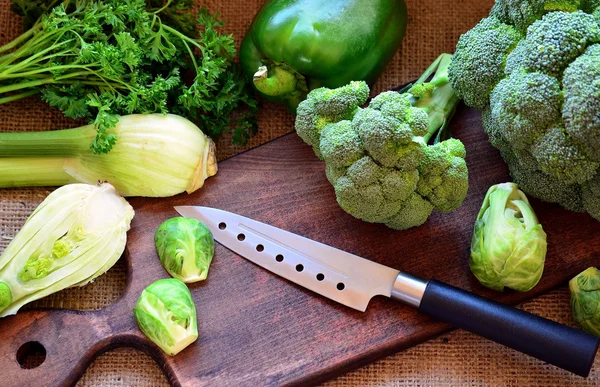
1, 0, 599, 385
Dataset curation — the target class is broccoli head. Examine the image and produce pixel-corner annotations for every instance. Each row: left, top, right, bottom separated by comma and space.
295, 54, 469, 230
450, 2, 600, 222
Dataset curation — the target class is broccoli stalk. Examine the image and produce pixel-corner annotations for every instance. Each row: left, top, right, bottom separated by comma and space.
407, 53, 460, 144
295, 54, 468, 230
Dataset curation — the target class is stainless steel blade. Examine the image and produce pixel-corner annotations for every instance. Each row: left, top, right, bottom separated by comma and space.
174, 206, 400, 311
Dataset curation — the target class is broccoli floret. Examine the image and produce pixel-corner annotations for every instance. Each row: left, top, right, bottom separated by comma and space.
482, 106, 538, 171
449, 17, 522, 109
325, 164, 347, 185
532, 126, 600, 184
295, 54, 468, 230
489, 71, 562, 149
582, 172, 600, 220
319, 121, 365, 167
563, 44, 600, 161
492, 0, 582, 31
384, 193, 435, 230
417, 139, 469, 212
352, 108, 426, 170
346, 156, 384, 186
369, 91, 430, 136
505, 11, 600, 78
295, 81, 369, 158
510, 163, 586, 212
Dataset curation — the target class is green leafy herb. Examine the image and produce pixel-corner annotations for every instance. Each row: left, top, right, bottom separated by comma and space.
1, 0, 258, 153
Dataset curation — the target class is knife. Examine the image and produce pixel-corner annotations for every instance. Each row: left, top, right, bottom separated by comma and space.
175, 206, 600, 377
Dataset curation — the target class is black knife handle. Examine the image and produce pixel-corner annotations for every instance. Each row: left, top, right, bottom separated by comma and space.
418, 280, 600, 377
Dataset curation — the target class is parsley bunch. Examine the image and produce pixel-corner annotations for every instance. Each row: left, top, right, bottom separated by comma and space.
0, 0, 258, 153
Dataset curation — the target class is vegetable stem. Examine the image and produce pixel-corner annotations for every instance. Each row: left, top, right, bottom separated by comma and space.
0, 24, 41, 54
0, 71, 91, 94
0, 125, 96, 156
0, 90, 39, 104
0, 158, 74, 187
412, 54, 459, 144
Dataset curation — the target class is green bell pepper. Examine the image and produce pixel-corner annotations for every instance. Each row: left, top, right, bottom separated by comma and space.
240, 0, 408, 111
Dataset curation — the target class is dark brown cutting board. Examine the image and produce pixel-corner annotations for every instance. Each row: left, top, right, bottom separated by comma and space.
1, 106, 599, 387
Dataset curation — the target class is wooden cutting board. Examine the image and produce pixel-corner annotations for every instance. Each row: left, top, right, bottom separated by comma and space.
1, 106, 599, 387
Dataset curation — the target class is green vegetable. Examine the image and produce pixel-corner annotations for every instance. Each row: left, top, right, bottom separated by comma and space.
449, 1, 600, 221
134, 278, 198, 356
0, 182, 134, 317
155, 217, 215, 283
570, 267, 600, 336
1, 0, 258, 151
470, 182, 547, 292
295, 54, 468, 230
239, 0, 407, 111
0, 114, 217, 197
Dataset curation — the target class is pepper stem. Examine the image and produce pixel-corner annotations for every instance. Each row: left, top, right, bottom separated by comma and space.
253, 65, 303, 97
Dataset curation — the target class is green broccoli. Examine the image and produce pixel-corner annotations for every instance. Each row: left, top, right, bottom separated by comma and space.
491, 0, 582, 31
448, 17, 522, 109
510, 162, 586, 212
489, 71, 562, 149
450, 2, 600, 221
295, 54, 468, 230
532, 126, 600, 184
582, 172, 600, 219
295, 82, 369, 158
417, 139, 469, 212
505, 11, 599, 78
563, 45, 600, 161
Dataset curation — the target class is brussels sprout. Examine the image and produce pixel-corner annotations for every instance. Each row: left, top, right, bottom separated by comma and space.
570, 267, 600, 336
155, 217, 215, 283
470, 182, 547, 292
134, 278, 198, 356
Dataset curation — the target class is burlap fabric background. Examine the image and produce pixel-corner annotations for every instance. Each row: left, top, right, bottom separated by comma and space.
1, 0, 599, 386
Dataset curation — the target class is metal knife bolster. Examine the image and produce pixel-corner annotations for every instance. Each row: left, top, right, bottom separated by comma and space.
391, 272, 428, 307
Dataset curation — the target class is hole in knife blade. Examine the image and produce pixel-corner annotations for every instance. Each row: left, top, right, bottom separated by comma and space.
275, 254, 284, 262
218, 222, 226, 230
296, 264, 304, 272
256, 244, 264, 252
316, 273, 324, 281
337, 283, 345, 291
237, 234, 245, 241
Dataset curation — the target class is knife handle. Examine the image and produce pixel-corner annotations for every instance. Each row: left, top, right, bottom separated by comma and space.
417, 280, 599, 377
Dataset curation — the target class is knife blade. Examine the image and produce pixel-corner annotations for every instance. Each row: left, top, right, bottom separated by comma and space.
175, 206, 600, 377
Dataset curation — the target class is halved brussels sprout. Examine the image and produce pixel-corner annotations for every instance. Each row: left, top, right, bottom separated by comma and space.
154, 217, 215, 283
134, 278, 198, 356
470, 182, 547, 292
